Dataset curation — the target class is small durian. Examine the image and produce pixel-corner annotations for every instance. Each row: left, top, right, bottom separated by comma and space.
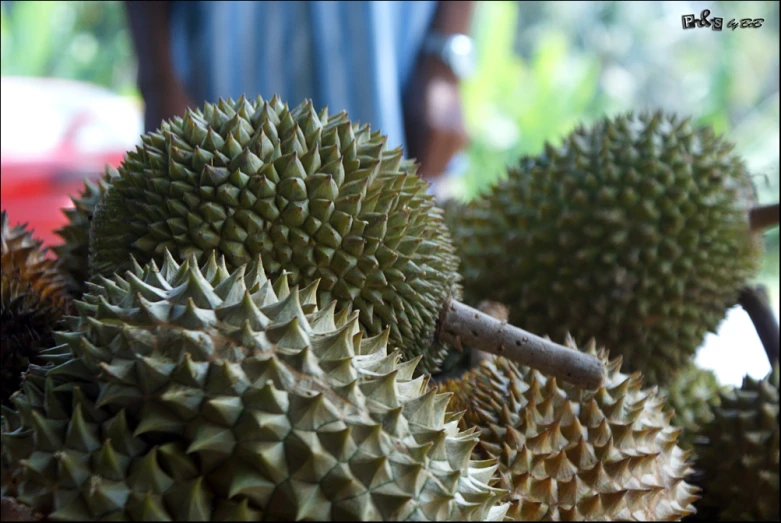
436, 335, 700, 521
86, 95, 606, 387
1, 250, 509, 521
0, 211, 71, 406
53, 167, 119, 298
693, 365, 779, 521
451, 111, 766, 386
660, 363, 725, 451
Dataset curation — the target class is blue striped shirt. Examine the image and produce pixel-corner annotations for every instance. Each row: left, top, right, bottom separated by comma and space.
168, 1, 438, 154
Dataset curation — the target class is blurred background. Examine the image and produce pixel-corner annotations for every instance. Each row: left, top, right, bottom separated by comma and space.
1, 0, 778, 385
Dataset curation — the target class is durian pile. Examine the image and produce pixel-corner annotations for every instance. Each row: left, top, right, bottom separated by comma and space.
52, 167, 118, 299
1, 252, 508, 521
448, 111, 765, 386
87, 96, 460, 377
1, 212, 71, 407
1, 97, 778, 521
441, 110, 779, 521
437, 337, 701, 521
693, 364, 779, 521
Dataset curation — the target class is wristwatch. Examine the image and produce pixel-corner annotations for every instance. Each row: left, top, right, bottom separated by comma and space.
422, 32, 476, 80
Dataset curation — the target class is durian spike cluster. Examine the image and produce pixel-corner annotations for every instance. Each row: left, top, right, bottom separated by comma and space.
448, 111, 766, 386
1, 211, 71, 406
659, 363, 725, 451
83, 94, 606, 388
53, 166, 119, 299
87, 95, 460, 376
436, 335, 700, 521
1, 250, 510, 521
693, 364, 779, 521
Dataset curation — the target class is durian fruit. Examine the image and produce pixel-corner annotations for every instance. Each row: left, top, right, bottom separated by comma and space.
53, 167, 119, 298
88, 95, 460, 376
0, 250, 510, 521
660, 364, 724, 451
436, 335, 700, 521
451, 111, 765, 386
84, 96, 607, 388
1, 211, 71, 406
693, 365, 779, 521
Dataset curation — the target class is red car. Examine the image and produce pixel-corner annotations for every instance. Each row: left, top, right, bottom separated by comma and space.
0, 77, 143, 247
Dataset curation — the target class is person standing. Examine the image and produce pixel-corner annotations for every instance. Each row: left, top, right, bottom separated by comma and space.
125, 1, 476, 182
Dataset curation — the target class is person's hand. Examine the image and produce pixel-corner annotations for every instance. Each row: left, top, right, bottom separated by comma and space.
404, 56, 469, 180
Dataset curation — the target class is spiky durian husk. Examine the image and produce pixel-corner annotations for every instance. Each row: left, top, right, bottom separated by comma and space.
436, 336, 699, 521
1, 212, 71, 407
53, 167, 119, 299
660, 364, 724, 451
441, 198, 464, 239
692, 365, 779, 521
0, 250, 508, 521
88, 95, 460, 376
451, 111, 764, 386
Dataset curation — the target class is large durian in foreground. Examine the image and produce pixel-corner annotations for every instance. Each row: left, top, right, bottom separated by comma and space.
693, 365, 779, 521
53, 167, 119, 299
1, 211, 71, 406
450, 111, 764, 385
88, 95, 460, 376
0, 251, 509, 521
437, 336, 699, 521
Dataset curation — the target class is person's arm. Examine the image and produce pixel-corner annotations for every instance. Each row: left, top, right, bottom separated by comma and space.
125, 1, 192, 132
404, 1, 476, 180
428, 0, 475, 37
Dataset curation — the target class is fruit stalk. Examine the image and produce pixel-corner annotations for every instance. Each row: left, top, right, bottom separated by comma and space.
437, 298, 607, 388
470, 300, 510, 368
739, 284, 780, 366
749, 202, 780, 232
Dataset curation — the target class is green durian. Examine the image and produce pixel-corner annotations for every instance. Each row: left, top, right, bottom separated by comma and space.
692, 364, 779, 521
53, 167, 119, 299
660, 363, 725, 451
1, 250, 509, 521
436, 335, 700, 521
88, 95, 460, 376
451, 111, 764, 385
1, 211, 71, 407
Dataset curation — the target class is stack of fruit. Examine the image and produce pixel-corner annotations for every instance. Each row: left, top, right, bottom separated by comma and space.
441, 111, 779, 521
0, 97, 777, 521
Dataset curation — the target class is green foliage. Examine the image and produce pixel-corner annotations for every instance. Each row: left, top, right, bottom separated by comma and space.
460, 2, 603, 199
0, 0, 137, 97
459, 1, 780, 205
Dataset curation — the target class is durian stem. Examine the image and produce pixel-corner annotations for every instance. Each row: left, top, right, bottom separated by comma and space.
749, 203, 780, 232
469, 301, 509, 368
738, 285, 779, 366
437, 298, 607, 389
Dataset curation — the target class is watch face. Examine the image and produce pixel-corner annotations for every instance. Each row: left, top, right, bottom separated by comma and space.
450, 34, 474, 56
447, 34, 476, 79
451, 53, 476, 79
425, 33, 476, 79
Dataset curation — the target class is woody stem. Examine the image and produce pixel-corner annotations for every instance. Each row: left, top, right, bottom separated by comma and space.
437, 298, 607, 389
738, 285, 779, 366
749, 203, 780, 232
